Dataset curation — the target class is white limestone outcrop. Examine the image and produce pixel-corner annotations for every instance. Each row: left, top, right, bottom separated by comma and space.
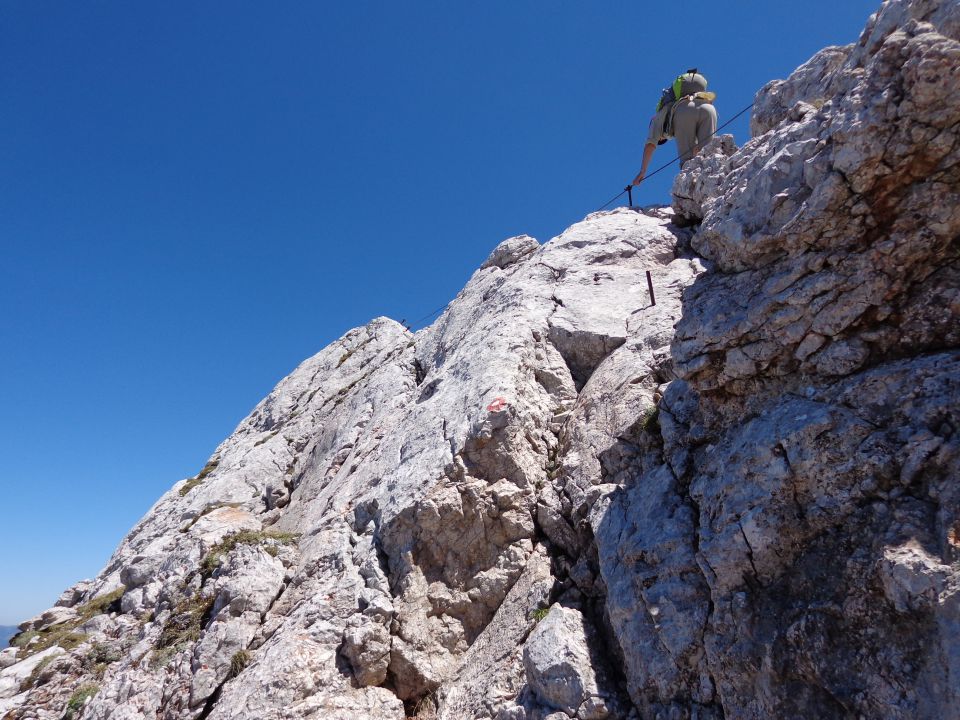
3, 0, 959, 718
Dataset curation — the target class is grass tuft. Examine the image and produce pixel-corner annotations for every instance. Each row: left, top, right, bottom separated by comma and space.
11, 630, 38, 649
406, 691, 439, 719
152, 593, 217, 668
200, 530, 299, 580
62, 684, 99, 719
227, 649, 251, 679
179, 459, 220, 496
9, 586, 124, 667
178, 476, 203, 497
76, 587, 124, 621
11, 625, 89, 661
640, 406, 660, 433
544, 443, 561, 484
22, 655, 55, 690
531, 607, 550, 623
83, 642, 122, 679
195, 459, 219, 481
254, 431, 279, 447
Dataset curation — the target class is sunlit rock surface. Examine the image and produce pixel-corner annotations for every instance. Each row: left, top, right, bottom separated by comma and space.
3, 0, 958, 718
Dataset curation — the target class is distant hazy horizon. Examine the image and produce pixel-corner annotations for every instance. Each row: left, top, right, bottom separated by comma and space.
1, 626, 19, 647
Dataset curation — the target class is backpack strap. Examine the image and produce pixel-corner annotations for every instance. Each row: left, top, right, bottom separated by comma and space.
672, 76, 683, 102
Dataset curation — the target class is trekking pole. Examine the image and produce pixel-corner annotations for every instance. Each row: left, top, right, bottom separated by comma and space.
626, 185, 633, 208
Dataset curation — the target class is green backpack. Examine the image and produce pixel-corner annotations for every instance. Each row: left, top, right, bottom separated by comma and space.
656, 69, 710, 112
654, 69, 712, 142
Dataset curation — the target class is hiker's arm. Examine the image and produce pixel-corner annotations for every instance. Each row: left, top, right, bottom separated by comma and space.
632, 143, 657, 185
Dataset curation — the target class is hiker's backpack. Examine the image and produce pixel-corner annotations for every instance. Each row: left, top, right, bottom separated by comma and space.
654, 69, 711, 143
656, 69, 709, 111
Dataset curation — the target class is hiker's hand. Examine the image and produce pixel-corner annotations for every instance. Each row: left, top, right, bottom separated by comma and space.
631, 172, 645, 186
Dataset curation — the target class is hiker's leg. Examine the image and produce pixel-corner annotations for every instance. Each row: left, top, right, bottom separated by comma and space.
672, 102, 699, 165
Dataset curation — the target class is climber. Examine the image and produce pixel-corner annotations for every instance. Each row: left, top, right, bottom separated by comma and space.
631, 69, 717, 186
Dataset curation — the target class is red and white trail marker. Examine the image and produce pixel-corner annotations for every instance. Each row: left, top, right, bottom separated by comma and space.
486, 397, 508, 412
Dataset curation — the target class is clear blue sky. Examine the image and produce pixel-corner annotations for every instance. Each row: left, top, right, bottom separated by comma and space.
0, 1, 880, 625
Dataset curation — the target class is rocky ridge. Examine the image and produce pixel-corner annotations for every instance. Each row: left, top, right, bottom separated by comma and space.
2, 0, 958, 718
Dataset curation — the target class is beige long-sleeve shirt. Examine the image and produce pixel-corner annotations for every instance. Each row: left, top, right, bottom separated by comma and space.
645, 104, 672, 147
646, 91, 717, 147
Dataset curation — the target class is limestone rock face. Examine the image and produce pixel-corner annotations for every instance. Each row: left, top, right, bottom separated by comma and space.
4, 1, 959, 718
522, 606, 616, 719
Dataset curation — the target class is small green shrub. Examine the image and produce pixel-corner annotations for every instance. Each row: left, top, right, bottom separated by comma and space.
63, 684, 99, 719
531, 607, 550, 623
228, 649, 251, 679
